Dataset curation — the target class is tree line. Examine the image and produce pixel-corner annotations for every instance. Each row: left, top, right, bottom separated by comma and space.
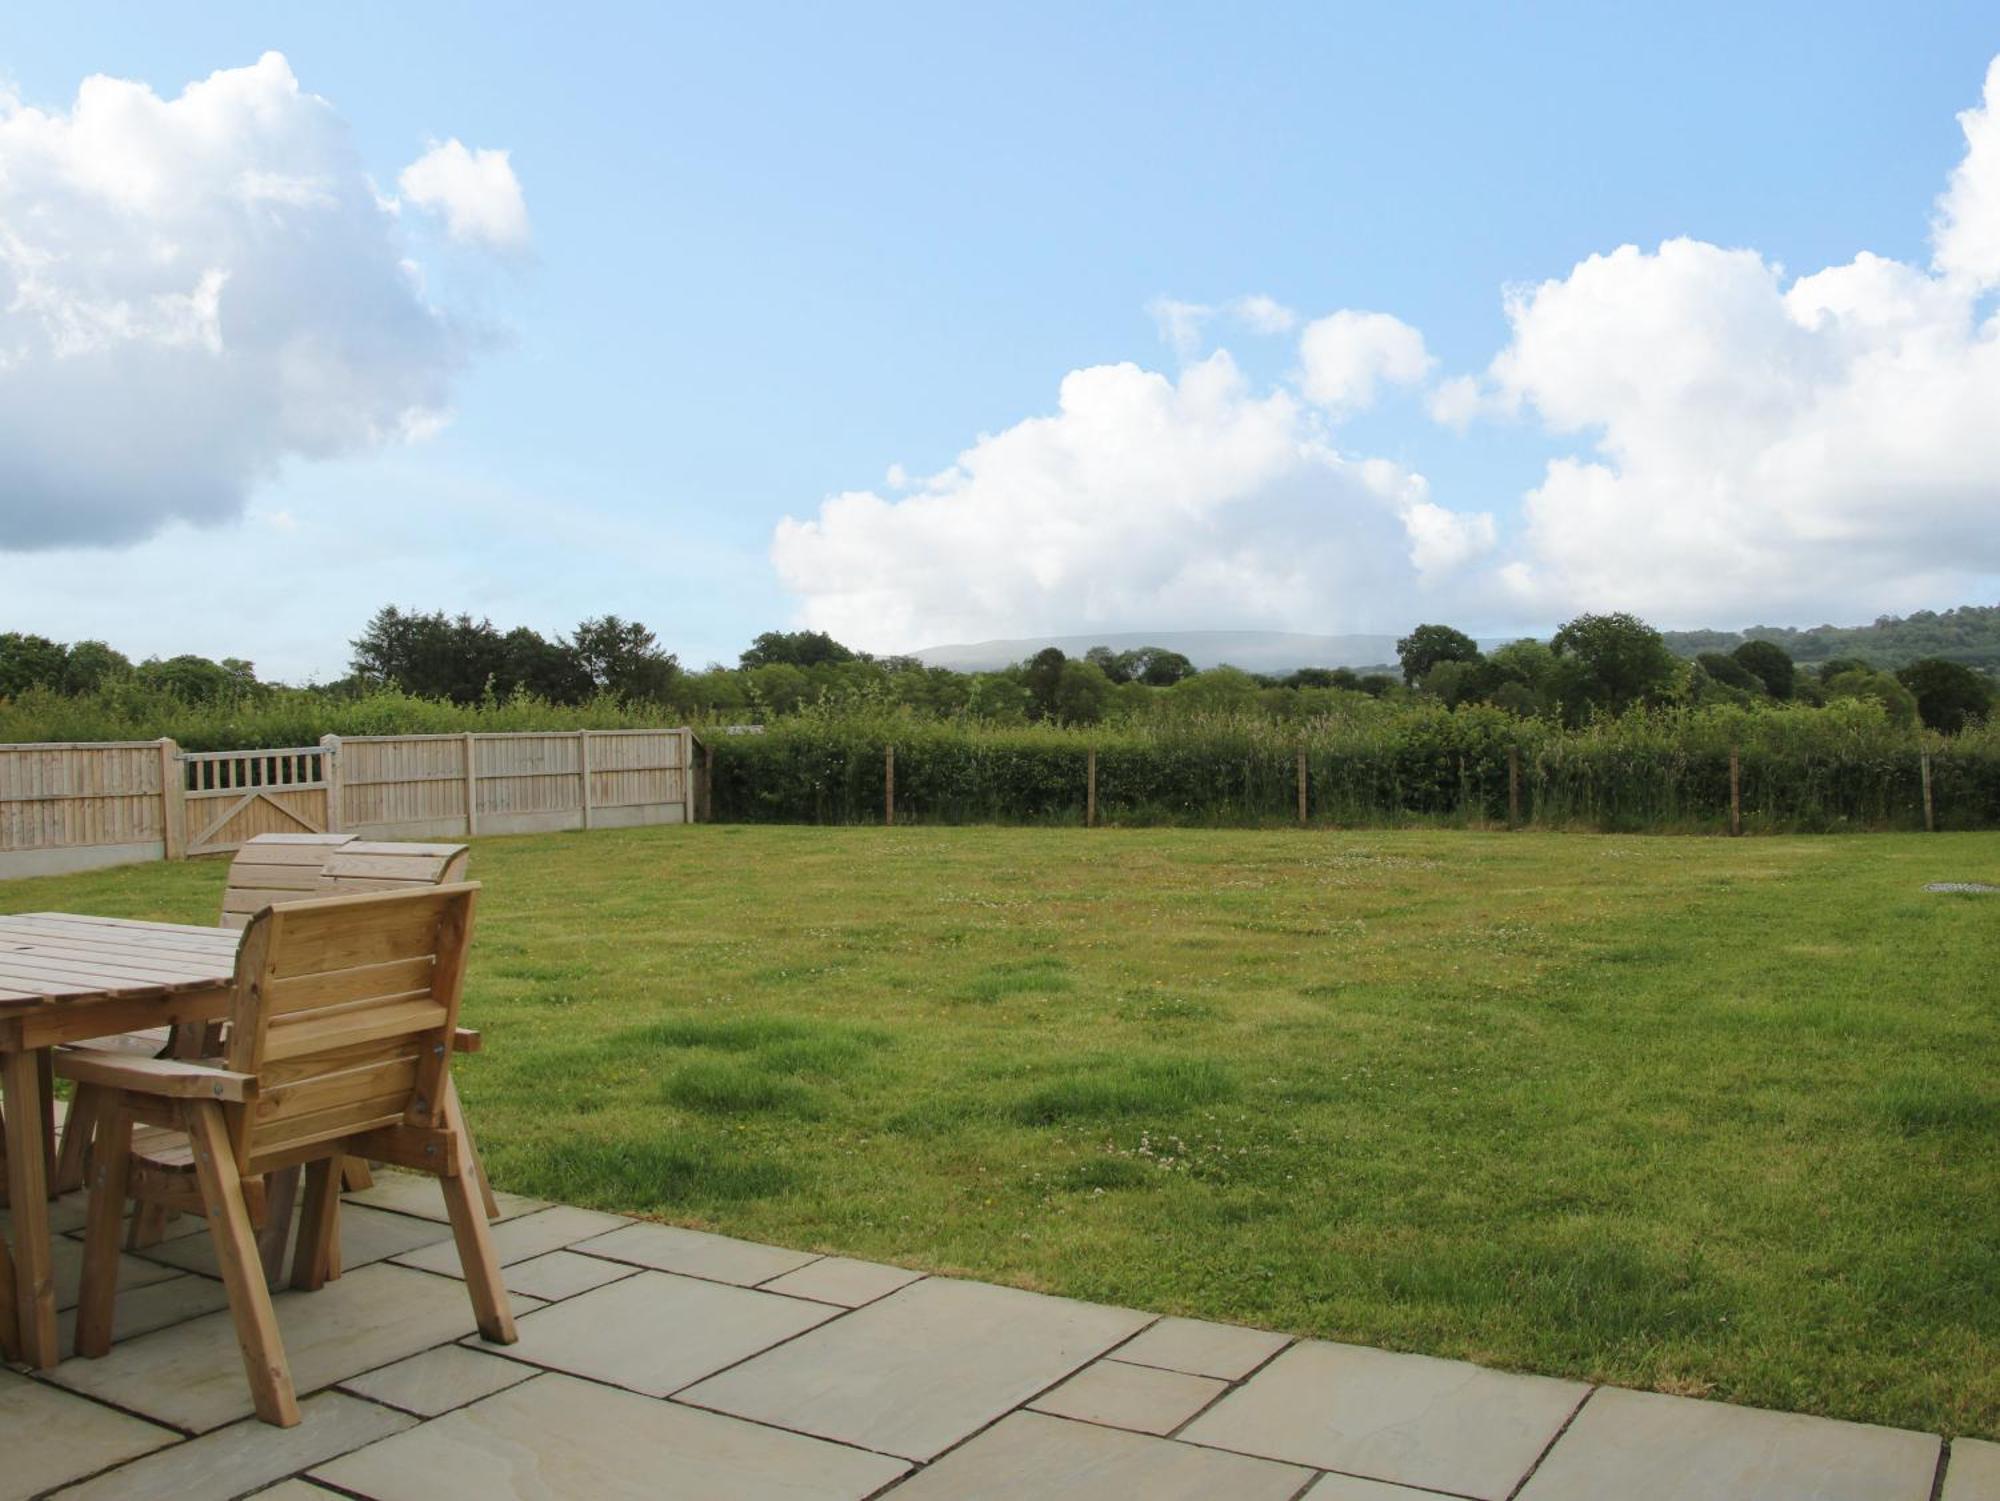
2, 604, 1992, 737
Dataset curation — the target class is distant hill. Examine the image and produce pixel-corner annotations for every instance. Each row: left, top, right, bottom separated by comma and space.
1663, 605, 2000, 675
914, 630, 1501, 674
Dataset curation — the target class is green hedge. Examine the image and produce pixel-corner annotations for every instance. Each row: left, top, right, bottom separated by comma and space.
709, 702, 2000, 832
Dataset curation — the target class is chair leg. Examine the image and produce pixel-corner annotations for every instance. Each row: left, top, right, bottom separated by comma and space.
257, 1166, 300, 1288
438, 1085, 514, 1345
54, 1083, 100, 1196
75, 1103, 132, 1358
291, 1158, 342, 1293
183, 1102, 299, 1428
444, 1078, 502, 1221
340, 1157, 374, 1192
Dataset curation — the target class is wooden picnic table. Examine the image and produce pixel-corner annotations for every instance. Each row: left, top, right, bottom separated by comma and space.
0, 912, 240, 1370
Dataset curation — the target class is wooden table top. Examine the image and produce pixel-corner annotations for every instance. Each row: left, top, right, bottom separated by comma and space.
0, 913, 240, 1011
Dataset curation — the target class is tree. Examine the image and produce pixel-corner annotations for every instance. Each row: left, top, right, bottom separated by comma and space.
350, 607, 507, 704
0, 632, 68, 696
1023, 647, 1068, 718
1117, 646, 1195, 687
1896, 658, 1994, 734
1050, 659, 1113, 723
1082, 645, 1130, 683
501, 627, 592, 703
1732, 640, 1795, 699
1549, 612, 1677, 714
1824, 666, 1918, 729
60, 640, 132, 694
1697, 652, 1762, 693
1396, 624, 1480, 686
571, 615, 679, 701
739, 630, 855, 669
136, 654, 246, 703
1171, 666, 1261, 713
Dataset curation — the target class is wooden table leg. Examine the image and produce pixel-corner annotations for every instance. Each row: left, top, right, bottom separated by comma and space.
2, 1049, 59, 1368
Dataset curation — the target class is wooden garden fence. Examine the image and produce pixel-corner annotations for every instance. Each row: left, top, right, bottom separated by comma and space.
0, 729, 699, 880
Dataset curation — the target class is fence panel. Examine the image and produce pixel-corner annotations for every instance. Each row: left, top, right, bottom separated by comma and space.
0, 728, 698, 878
0, 740, 173, 877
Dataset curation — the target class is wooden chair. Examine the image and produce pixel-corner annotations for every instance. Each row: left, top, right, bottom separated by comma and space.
58, 883, 514, 1427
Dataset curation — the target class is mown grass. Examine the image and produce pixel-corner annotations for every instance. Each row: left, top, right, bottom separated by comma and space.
8, 825, 1997, 1435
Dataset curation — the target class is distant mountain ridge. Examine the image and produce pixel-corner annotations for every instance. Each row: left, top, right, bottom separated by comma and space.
913, 630, 1504, 674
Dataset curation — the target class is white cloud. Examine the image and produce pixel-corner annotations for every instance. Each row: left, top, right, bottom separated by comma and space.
1229, 294, 1298, 334
398, 138, 530, 251
772, 352, 1494, 650
1934, 56, 2000, 287
0, 53, 518, 549
1297, 310, 1433, 413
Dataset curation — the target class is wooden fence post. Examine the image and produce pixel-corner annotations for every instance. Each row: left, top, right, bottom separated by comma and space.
579, 731, 594, 831
1087, 748, 1098, 828
319, 734, 343, 834
1508, 746, 1521, 830
159, 738, 186, 861
884, 744, 895, 827
1921, 749, 1935, 833
464, 733, 479, 837
1296, 746, 1308, 826
1729, 745, 1742, 837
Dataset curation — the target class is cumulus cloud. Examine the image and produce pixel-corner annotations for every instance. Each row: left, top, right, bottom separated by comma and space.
1934, 56, 2000, 287
397, 138, 530, 251
1296, 310, 1433, 413
1147, 293, 1299, 358
773, 352, 1494, 650
1443, 57, 2000, 623
0, 53, 517, 549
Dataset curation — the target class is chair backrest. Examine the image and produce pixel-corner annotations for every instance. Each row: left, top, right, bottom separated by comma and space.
315, 841, 469, 897
224, 883, 477, 1171
220, 835, 357, 931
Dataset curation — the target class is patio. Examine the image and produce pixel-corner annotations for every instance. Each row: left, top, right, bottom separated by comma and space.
2, 1163, 1992, 1501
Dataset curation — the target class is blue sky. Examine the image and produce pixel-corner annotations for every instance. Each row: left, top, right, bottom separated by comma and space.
4, 3, 1999, 678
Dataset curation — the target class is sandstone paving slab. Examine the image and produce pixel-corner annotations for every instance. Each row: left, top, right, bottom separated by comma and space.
680, 1275, 1154, 1461
46, 1262, 538, 1433
1030, 1358, 1227, 1435
1182, 1340, 1588, 1501
1, 1188, 90, 1237
495, 1268, 837, 1397
1115, 1315, 1292, 1381
58, 1270, 231, 1348
1302, 1475, 1459, 1499
572, 1220, 819, 1286
393, 1204, 630, 1277
887, 1410, 1313, 1500
49, 1232, 183, 1309
339, 1344, 537, 1417
313, 1371, 911, 1501
137, 1203, 452, 1280
757, 1254, 924, 1307
1515, 1387, 1942, 1501
500, 1248, 640, 1302
0, 1369, 178, 1501
341, 1169, 545, 1224
245, 1483, 346, 1498
1944, 1439, 2000, 1501
49, 1390, 413, 1500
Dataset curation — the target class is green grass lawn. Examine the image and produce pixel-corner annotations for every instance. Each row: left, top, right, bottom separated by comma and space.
9, 826, 1998, 1436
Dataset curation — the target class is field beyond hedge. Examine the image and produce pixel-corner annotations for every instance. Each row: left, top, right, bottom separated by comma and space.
9, 825, 1998, 1435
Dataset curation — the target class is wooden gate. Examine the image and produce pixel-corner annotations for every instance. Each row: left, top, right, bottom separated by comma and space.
181, 746, 333, 857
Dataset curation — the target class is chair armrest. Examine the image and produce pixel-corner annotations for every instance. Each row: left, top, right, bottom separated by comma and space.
452, 1027, 482, 1054
54, 1049, 258, 1102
